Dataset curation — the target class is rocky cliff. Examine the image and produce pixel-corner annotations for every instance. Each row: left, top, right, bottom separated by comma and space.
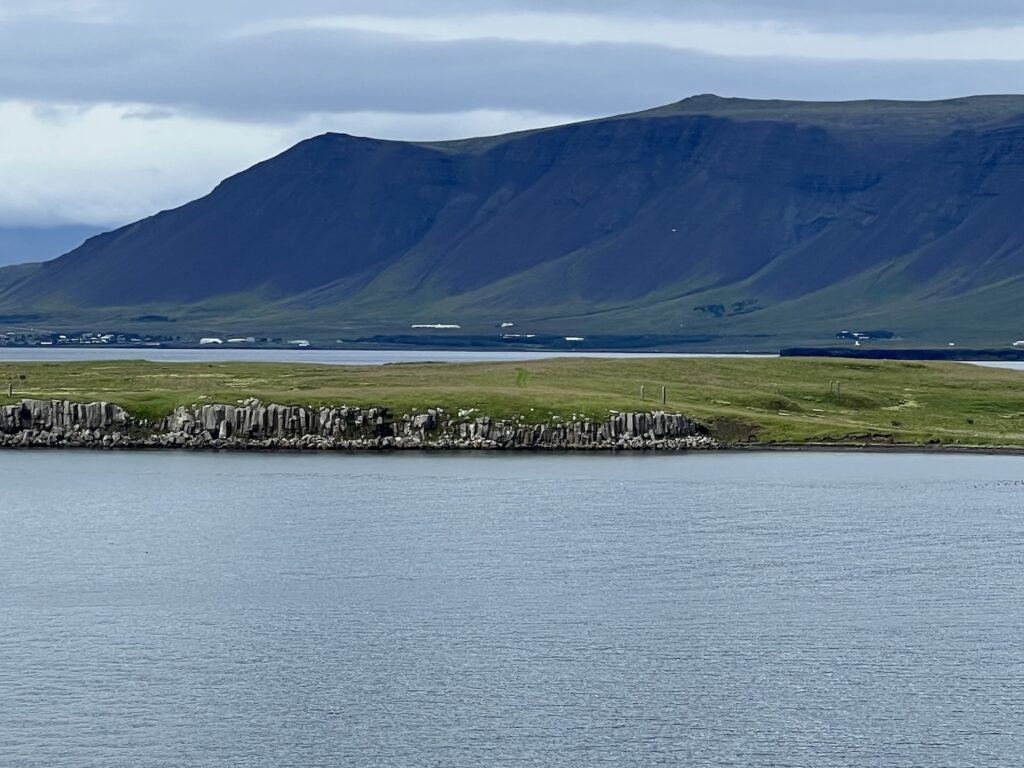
0, 398, 718, 450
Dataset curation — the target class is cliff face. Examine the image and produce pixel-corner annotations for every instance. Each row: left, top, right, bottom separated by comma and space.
0, 399, 717, 451
0, 399, 128, 441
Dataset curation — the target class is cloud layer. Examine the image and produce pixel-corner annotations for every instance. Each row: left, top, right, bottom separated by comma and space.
17, 0, 1024, 32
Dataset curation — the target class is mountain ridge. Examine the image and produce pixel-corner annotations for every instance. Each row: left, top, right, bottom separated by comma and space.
3, 94, 1024, 347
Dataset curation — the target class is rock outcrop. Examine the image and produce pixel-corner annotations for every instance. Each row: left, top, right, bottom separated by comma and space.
0, 399, 131, 447
0, 398, 719, 451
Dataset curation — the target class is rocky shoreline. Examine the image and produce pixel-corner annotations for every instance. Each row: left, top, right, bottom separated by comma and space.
0, 399, 721, 451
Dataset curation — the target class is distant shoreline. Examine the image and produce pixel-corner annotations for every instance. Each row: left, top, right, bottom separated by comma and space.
4, 441, 1024, 457
737, 442, 1024, 457
781, 346, 1024, 362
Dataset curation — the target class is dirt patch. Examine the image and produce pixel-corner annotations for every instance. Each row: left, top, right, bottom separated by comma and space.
706, 416, 762, 444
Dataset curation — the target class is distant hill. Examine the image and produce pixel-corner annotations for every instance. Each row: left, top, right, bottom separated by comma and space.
3, 95, 1024, 348
0, 225, 101, 267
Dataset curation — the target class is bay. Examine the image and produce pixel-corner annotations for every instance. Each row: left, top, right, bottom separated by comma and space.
0, 348, 769, 365
2, 451, 1023, 766
2, 348, 1023, 370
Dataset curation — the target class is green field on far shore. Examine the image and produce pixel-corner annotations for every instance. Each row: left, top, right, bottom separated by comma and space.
2, 357, 1024, 447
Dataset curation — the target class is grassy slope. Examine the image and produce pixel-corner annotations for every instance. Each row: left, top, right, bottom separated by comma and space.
2, 357, 1024, 447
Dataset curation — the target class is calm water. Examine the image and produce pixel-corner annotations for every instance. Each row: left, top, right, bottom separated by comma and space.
2, 348, 1023, 370
971, 361, 1024, 371
2, 452, 1023, 767
0, 348, 771, 365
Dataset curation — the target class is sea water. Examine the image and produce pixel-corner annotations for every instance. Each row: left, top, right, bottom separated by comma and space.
2, 451, 1022, 766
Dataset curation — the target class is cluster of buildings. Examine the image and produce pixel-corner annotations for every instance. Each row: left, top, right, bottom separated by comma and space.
0, 331, 174, 347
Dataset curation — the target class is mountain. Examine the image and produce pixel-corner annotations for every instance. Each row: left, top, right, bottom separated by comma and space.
0, 225, 101, 267
4, 94, 1024, 348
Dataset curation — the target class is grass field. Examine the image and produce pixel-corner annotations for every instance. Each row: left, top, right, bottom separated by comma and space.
2, 357, 1024, 446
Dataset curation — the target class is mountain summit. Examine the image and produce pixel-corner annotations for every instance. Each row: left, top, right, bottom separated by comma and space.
4, 95, 1024, 346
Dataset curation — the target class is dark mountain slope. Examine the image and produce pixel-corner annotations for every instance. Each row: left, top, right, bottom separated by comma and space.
3, 95, 1024, 346
742, 116, 1024, 299
22, 136, 464, 304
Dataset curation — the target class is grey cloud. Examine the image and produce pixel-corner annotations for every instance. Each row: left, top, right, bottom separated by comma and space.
0, 20, 184, 97
42, 0, 1024, 32
2, 22, 1024, 125
121, 107, 177, 121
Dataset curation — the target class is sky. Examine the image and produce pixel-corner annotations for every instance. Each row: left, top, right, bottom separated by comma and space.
3, 0, 1024, 231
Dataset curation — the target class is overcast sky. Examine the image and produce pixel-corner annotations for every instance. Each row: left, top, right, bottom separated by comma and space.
4, 0, 1024, 230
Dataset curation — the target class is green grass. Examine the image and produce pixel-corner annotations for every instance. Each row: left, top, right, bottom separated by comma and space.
2, 357, 1024, 447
